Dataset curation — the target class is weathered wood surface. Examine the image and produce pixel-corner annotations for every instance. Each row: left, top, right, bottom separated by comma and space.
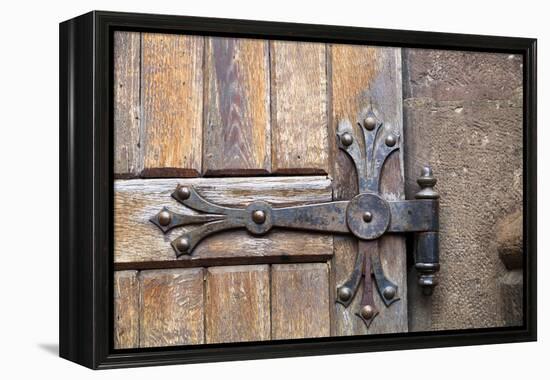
114, 176, 333, 267
114, 32, 141, 177
139, 268, 204, 347
141, 33, 204, 177
112, 34, 416, 346
373, 153, 408, 333
205, 265, 270, 343
329, 45, 407, 335
270, 41, 329, 174
203, 37, 271, 176
271, 263, 330, 339
114, 270, 140, 349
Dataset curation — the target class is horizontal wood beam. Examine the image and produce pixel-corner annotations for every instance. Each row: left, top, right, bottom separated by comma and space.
114, 176, 333, 268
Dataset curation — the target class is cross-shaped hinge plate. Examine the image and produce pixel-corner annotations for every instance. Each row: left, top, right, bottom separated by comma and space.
150, 111, 440, 328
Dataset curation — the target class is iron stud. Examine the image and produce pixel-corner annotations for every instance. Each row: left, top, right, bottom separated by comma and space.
364, 116, 377, 130
177, 186, 191, 200
252, 210, 266, 224
175, 238, 190, 253
360, 305, 375, 319
338, 286, 352, 302
158, 210, 172, 226
341, 132, 354, 146
385, 134, 397, 147
383, 286, 396, 300
362, 211, 373, 223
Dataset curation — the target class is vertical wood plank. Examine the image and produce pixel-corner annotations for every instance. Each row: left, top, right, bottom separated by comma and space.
373, 153, 408, 333
205, 265, 270, 343
141, 33, 203, 177
330, 45, 407, 335
114, 32, 141, 177
271, 263, 330, 339
203, 37, 271, 176
271, 41, 329, 174
114, 270, 140, 349
139, 268, 204, 347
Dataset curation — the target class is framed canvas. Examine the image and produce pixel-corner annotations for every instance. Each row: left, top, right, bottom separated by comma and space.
59, 11, 537, 369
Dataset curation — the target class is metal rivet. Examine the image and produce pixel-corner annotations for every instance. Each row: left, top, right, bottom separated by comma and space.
383, 286, 396, 300
360, 305, 375, 319
364, 116, 377, 130
341, 132, 354, 146
338, 287, 352, 302
252, 210, 266, 224
177, 186, 191, 200
175, 238, 190, 253
362, 211, 373, 223
385, 134, 397, 147
158, 210, 172, 226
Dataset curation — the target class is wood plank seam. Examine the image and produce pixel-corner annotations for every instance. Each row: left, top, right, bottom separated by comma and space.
137, 269, 142, 347
269, 264, 273, 340
200, 34, 208, 179
137, 32, 144, 179
137, 270, 143, 348
268, 41, 274, 174
327, 43, 336, 334
202, 266, 207, 345
326, 43, 334, 181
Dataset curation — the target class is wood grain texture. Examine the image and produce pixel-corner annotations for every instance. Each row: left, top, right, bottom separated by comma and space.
141, 33, 203, 177
270, 41, 329, 174
114, 270, 140, 349
330, 45, 407, 335
203, 37, 270, 176
205, 265, 270, 343
114, 177, 333, 266
371, 153, 408, 333
139, 268, 204, 347
114, 32, 142, 176
271, 263, 330, 339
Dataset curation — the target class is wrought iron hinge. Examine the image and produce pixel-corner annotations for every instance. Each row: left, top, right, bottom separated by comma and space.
150, 111, 440, 328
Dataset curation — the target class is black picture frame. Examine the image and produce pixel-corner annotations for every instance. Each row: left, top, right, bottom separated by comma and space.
59, 10, 537, 369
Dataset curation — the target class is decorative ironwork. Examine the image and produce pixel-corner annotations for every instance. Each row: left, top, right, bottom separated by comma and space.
150, 110, 440, 328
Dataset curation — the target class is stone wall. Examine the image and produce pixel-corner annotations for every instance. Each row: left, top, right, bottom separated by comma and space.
402, 49, 523, 331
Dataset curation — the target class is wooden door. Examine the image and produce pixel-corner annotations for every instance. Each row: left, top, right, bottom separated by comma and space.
113, 32, 407, 349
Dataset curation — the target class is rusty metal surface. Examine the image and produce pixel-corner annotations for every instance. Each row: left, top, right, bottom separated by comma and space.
148, 109, 440, 328
336, 247, 364, 308
272, 202, 349, 233
388, 200, 439, 232
346, 193, 390, 240
414, 231, 440, 295
356, 243, 379, 328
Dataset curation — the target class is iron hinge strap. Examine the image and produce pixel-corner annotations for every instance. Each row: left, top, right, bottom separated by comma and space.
148, 109, 440, 328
